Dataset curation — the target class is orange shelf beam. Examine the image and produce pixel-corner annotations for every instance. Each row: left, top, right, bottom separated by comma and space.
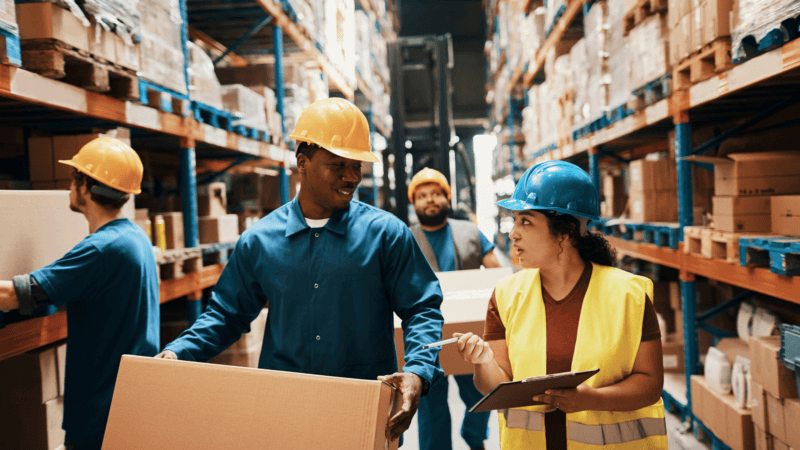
0, 311, 68, 362
159, 264, 224, 304
523, 0, 585, 86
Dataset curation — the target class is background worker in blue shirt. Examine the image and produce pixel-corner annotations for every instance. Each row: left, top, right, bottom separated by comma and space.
408, 168, 502, 450
156, 98, 445, 442
0, 137, 160, 450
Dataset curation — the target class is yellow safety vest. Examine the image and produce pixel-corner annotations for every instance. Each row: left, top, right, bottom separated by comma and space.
494, 263, 667, 449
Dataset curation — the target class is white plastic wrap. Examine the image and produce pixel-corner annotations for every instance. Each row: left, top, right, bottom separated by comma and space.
83, 0, 140, 44
553, 54, 573, 100
587, 73, 610, 122
187, 42, 223, 110
705, 346, 733, 395
546, 0, 567, 34
732, 0, 800, 61
571, 38, 590, 127
751, 306, 781, 337
137, 0, 186, 94
737, 302, 755, 343
731, 355, 752, 408
221, 85, 266, 123
584, 1, 609, 76
607, 49, 631, 109
524, 8, 546, 66
627, 14, 669, 91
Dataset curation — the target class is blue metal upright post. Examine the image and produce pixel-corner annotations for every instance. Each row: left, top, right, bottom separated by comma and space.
508, 94, 516, 182
179, 139, 202, 324
589, 147, 600, 196
274, 25, 290, 205
676, 117, 700, 428
369, 106, 379, 206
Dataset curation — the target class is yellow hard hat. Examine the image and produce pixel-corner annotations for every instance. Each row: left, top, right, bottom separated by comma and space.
289, 98, 378, 162
58, 137, 143, 194
408, 168, 451, 202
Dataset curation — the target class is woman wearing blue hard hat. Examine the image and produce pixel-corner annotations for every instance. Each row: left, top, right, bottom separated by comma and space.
453, 161, 667, 449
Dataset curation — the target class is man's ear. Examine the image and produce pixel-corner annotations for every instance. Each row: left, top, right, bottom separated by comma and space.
296, 153, 307, 174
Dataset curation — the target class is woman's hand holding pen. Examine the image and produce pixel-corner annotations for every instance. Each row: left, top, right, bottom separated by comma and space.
453, 332, 494, 365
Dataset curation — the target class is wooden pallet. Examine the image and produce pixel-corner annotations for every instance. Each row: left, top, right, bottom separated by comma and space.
684, 226, 771, 264
140, 83, 191, 116
21, 39, 138, 101
673, 38, 734, 90
200, 242, 237, 266
739, 236, 800, 276
629, 74, 672, 111
623, 0, 667, 35
157, 248, 203, 280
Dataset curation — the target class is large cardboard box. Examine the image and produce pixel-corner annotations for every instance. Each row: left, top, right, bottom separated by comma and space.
754, 426, 771, 450
103, 356, 400, 449
767, 392, 786, 444
137, 0, 187, 95
749, 336, 799, 399
28, 137, 55, 182
785, 398, 800, 450
662, 335, 685, 373
630, 190, 679, 222
629, 159, 676, 193
394, 268, 512, 376
687, 152, 800, 197
0, 191, 89, 279
770, 195, 800, 236
198, 214, 239, 244
602, 174, 627, 217
704, 0, 734, 43
713, 196, 772, 232
197, 182, 227, 217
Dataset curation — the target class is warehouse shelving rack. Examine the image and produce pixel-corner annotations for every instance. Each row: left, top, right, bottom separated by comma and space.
489, 0, 800, 447
0, 0, 397, 362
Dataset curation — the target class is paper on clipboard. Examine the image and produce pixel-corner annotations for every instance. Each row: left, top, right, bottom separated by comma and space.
468, 369, 600, 413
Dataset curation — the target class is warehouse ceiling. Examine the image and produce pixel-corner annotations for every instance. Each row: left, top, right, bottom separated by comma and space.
399, 0, 488, 124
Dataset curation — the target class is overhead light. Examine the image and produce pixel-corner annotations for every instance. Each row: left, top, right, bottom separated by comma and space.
405, 140, 412, 149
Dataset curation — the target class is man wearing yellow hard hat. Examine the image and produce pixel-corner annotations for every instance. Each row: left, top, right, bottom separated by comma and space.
156, 98, 445, 443
0, 137, 160, 450
408, 167, 501, 450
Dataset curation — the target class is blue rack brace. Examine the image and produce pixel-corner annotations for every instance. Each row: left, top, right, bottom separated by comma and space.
274, 24, 290, 205
589, 147, 600, 196
179, 140, 203, 325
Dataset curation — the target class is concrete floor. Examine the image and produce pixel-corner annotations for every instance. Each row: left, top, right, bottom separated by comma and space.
400, 376, 712, 450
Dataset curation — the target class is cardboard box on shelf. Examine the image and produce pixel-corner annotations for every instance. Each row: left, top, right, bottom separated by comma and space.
103, 356, 400, 450
629, 190, 679, 222
662, 335, 685, 373
686, 152, 800, 197
27, 137, 54, 182
395, 268, 512, 376
629, 159, 676, 193
772, 437, 790, 450
198, 214, 239, 244
713, 196, 772, 232
704, 0, 734, 42
770, 195, 800, 236
0, 396, 64, 450
767, 392, 786, 444
135, 196, 182, 214
197, 182, 227, 217
691, 374, 755, 450
785, 398, 800, 450
160, 212, 184, 250
749, 336, 799, 399
0, 191, 89, 279
751, 381, 768, 431
602, 174, 627, 217
0, 343, 65, 404
754, 426, 771, 450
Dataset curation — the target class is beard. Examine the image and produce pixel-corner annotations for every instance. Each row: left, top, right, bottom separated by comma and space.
416, 203, 449, 227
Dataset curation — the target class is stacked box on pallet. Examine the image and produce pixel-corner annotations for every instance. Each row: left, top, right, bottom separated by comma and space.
355, 10, 372, 84
137, 0, 187, 95
222, 85, 267, 125
571, 38, 590, 129
506, 0, 526, 67
187, 42, 223, 110
324, 0, 355, 88
628, 15, 669, 97
749, 336, 800, 450
584, 1, 611, 122
732, 0, 800, 62
608, 0, 632, 110
523, 7, 546, 68
629, 157, 679, 222
546, 0, 567, 34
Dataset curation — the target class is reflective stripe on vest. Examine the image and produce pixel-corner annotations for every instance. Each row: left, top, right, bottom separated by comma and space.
501, 409, 544, 432
503, 410, 666, 445
569, 417, 667, 445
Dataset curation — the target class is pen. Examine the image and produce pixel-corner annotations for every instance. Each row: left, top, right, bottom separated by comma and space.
422, 337, 459, 349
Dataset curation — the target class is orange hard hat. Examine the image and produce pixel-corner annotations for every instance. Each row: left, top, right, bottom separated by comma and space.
289, 98, 378, 162
408, 168, 451, 202
58, 137, 143, 194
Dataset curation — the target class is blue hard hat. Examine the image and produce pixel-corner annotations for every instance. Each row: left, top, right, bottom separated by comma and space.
496, 161, 600, 220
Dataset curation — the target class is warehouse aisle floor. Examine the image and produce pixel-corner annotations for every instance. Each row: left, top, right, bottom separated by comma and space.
400, 376, 711, 449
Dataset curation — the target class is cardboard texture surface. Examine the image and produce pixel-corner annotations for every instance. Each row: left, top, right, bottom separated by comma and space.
663, 335, 685, 373
0, 191, 89, 279
785, 398, 800, 450
0, 342, 66, 404
752, 381, 767, 431
713, 196, 773, 232
687, 153, 800, 197
754, 426, 771, 450
198, 214, 239, 244
394, 268, 512, 376
103, 356, 400, 450
749, 336, 799, 399
767, 393, 786, 444
0, 396, 64, 450
770, 195, 800, 236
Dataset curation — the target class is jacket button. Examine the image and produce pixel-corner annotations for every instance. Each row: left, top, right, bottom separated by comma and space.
316, 335, 321, 340
315, 233, 319, 237
314, 283, 319, 288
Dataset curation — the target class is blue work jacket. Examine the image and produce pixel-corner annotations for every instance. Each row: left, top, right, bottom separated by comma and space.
165, 198, 445, 384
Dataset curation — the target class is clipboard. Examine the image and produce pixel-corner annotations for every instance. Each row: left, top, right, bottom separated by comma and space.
468, 369, 599, 413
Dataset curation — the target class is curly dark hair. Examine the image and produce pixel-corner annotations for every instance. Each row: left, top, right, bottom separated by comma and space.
296, 142, 322, 160
543, 213, 617, 266
71, 169, 130, 210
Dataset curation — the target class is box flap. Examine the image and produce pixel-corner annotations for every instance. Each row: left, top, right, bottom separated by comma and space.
683, 155, 734, 165
103, 356, 398, 450
727, 151, 800, 162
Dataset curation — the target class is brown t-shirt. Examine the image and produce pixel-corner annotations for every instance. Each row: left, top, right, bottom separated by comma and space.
482, 263, 661, 449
